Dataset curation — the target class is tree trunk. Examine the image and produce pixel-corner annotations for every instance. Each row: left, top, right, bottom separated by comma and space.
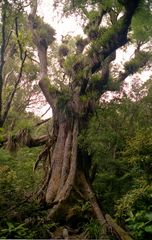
38, 113, 78, 218
36, 108, 109, 236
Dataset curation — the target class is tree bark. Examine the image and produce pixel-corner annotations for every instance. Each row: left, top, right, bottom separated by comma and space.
43, 117, 78, 219
77, 171, 108, 236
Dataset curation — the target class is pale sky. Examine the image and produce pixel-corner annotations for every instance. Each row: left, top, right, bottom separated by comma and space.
38, 0, 84, 41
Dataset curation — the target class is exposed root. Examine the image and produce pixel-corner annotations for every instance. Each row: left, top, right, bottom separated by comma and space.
105, 214, 133, 240
5, 135, 17, 152
17, 128, 32, 146
78, 171, 108, 237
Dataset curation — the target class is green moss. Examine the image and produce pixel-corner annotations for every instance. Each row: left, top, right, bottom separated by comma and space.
58, 44, 69, 57
80, 95, 88, 103
124, 51, 151, 74
86, 10, 100, 22
107, 77, 120, 91
131, 0, 152, 42
34, 16, 55, 45
91, 73, 101, 82
57, 94, 71, 111
64, 54, 83, 72
91, 19, 124, 51
42, 77, 57, 94
49, 85, 58, 94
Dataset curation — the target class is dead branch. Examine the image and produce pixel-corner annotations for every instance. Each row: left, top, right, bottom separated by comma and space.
33, 136, 56, 171
40, 107, 51, 118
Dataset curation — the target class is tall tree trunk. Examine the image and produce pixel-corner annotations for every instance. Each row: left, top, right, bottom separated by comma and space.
36, 111, 109, 237
41, 115, 78, 218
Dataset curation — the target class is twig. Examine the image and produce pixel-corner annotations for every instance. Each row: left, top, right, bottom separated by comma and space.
15, 17, 23, 60
41, 106, 51, 118
1, 51, 27, 125
35, 118, 51, 127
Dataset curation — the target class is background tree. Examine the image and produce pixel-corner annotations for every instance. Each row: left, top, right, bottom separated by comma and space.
0, 0, 44, 129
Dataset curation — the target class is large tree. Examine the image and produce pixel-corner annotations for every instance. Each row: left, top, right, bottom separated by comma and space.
27, 0, 151, 237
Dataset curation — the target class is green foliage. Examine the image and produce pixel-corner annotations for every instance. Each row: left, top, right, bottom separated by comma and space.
0, 214, 58, 239
0, 147, 42, 220
61, 0, 122, 15
79, 95, 89, 105
131, 0, 152, 41
115, 181, 152, 218
86, 10, 100, 21
0, 146, 59, 239
124, 129, 152, 181
0, 164, 18, 210
0, 128, 5, 142
84, 218, 102, 239
57, 93, 71, 111
23, 61, 39, 81
58, 44, 69, 57
64, 54, 83, 72
0, 147, 42, 190
124, 51, 151, 74
91, 73, 101, 82
33, 16, 55, 45
90, 18, 124, 51
126, 211, 152, 240
0, 222, 33, 239
79, 82, 152, 238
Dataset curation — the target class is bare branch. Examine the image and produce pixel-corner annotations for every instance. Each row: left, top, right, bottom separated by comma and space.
4, 69, 14, 87
0, 2, 7, 121
1, 51, 27, 126
15, 17, 23, 60
87, 51, 116, 97
90, 1, 140, 74
35, 118, 51, 127
30, 0, 38, 17
40, 107, 51, 118
27, 53, 40, 64
27, 0, 58, 111
0, 133, 49, 149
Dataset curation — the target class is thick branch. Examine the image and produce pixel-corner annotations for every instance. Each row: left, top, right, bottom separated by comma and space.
28, 134, 49, 147
87, 52, 116, 97
108, 50, 151, 91
30, 0, 38, 17
28, 1, 56, 110
0, 133, 49, 149
90, 1, 140, 74
79, 171, 108, 236
118, 52, 151, 83
35, 117, 51, 127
